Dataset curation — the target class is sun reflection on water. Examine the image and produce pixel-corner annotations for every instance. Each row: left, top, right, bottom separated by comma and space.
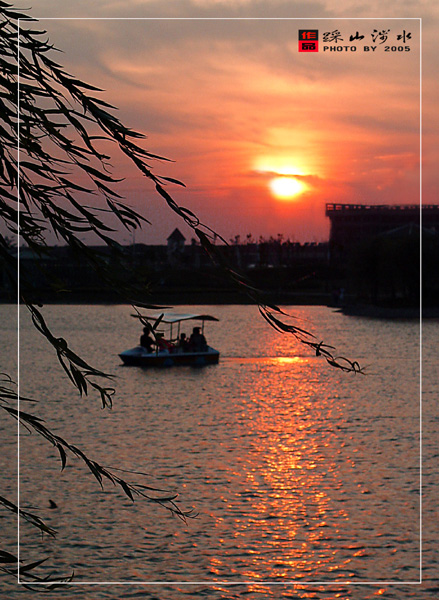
205, 355, 361, 582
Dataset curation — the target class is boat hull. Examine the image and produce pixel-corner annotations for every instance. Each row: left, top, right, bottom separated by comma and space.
119, 346, 220, 367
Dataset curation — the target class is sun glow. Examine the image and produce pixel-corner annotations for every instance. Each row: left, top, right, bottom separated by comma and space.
269, 176, 306, 200
253, 158, 309, 201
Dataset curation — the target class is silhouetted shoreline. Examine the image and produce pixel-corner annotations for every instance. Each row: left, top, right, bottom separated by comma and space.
6, 291, 437, 319
7, 289, 333, 306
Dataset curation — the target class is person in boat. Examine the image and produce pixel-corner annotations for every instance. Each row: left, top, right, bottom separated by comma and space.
189, 326, 207, 352
140, 327, 155, 353
177, 332, 190, 352
155, 332, 174, 352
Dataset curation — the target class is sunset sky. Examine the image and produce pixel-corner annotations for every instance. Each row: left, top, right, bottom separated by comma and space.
28, 1, 436, 245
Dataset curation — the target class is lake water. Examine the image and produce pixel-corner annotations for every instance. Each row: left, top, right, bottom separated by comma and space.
1, 304, 438, 598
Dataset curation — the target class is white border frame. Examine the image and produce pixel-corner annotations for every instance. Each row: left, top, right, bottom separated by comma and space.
17, 16, 423, 587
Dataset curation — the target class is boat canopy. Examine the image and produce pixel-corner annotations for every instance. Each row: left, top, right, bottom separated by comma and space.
131, 312, 219, 324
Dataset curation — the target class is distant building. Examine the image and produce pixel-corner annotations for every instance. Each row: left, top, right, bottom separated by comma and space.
167, 228, 186, 263
326, 203, 439, 250
167, 228, 185, 249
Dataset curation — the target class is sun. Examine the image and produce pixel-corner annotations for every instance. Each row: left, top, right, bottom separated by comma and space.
253, 158, 310, 201
269, 176, 306, 201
